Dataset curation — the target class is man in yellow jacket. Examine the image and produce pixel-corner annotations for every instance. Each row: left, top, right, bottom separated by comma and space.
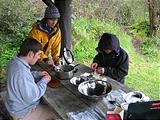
29, 4, 61, 66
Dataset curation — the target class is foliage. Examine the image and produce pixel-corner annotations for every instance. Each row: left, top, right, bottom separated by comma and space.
72, 17, 99, 65
0, 0, 45, 82
129, 21, 150, 38
116, 2, 133, 25
0, 0, 44, 46
129, 21, 160, 61
141, 36, 160, 61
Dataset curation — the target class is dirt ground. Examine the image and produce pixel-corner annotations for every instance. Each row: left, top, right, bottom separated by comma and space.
121, 25, 144, 55
129, 33, 144, 55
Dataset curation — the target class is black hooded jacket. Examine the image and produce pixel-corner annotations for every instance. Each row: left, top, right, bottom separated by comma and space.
93, 33, 129, 84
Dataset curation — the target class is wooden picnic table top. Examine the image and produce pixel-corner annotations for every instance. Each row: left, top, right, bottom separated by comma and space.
31, 62, 133, 120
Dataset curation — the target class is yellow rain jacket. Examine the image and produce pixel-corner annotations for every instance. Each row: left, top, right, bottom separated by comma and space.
29, 22, 61, 62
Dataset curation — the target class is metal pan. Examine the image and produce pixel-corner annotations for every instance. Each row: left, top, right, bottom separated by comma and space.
53, 64, 80, 80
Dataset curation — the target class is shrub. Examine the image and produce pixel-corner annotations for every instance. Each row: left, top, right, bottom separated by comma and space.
117, 3, 133, 25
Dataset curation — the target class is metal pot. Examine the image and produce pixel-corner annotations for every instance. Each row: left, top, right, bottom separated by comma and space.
78, 80, 112, 98
53, 64, 80, 80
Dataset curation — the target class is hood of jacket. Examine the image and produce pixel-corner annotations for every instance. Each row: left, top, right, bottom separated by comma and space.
96, 33, 120, 54
36, 21, 49, 33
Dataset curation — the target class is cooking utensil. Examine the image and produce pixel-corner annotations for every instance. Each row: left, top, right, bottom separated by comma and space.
78, 80, 112, 98
53, 64, 80, 80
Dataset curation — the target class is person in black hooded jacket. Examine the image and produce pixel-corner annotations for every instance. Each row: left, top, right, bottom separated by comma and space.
91, 33, 129, 84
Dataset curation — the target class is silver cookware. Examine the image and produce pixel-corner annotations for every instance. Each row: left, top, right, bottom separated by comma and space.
53, 64, 80, 80
78, 80, 112, 98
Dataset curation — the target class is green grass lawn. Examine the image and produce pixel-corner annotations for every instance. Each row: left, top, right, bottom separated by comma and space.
126, 54, 160, 99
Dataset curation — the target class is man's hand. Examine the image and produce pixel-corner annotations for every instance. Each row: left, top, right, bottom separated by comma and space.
43, 74, 51, 83
39, 71, 48, 77
97, 67, 105, 74
47, 59, 55, 66
40, 71, 51, 83
91, 63, 98, 71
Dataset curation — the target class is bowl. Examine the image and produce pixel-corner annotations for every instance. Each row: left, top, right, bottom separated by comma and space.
78, 80, 112, 98
123, 91, 150, 104
70, 76, 88, 86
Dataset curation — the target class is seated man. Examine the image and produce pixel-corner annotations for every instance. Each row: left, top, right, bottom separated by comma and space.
5, 38, 58, 120
91, 33, 129, 84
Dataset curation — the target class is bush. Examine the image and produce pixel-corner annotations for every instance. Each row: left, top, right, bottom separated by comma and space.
129, 21, 159, 61
129, 21, 150, 38
0, 0, 45, 82
141, 36, 160, 61
117, 3, 133, 25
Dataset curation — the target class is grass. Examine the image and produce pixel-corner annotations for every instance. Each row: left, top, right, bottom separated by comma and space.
72, 17, 160, 100
127, 55, 160, 99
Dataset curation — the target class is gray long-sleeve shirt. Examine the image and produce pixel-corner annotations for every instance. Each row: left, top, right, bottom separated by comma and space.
5, 54, 47, 116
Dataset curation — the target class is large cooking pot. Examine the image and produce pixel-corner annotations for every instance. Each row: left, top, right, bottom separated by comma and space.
53, 64, 80, 80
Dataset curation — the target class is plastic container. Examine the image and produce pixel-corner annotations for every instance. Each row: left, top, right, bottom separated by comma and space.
107, 111, 122, 120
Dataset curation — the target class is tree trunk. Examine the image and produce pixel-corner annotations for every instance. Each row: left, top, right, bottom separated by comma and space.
55, 0, 72, 56
148, 0, 155, 37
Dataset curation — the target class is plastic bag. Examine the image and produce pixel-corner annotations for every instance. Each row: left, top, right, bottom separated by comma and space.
67, 106, 106, 120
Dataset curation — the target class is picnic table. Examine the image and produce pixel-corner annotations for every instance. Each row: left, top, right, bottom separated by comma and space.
31, 62, 133, 120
